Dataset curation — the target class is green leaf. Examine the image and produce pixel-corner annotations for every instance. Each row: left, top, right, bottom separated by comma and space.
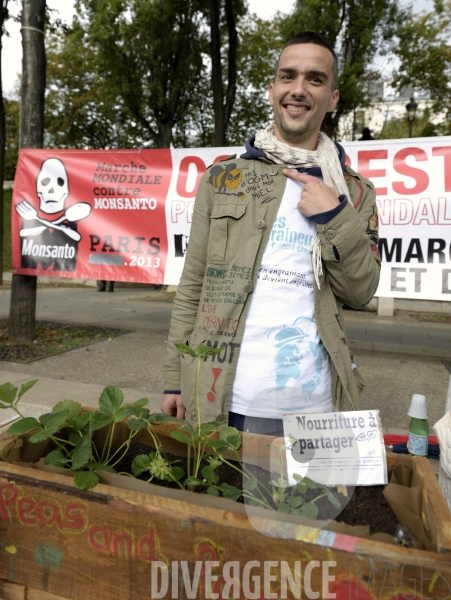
196, 345, 223, 359
17, 379, 38, 403
199, 423, 218, 435
69, 431, 81, 445
127, 397, 149, 409
219, 427, 242, 450
40, 409, 70, 428
276, 503, 291, 514
300, 476, 323, 490
184, 477, 202, 486
326, 490, 342, 510
98, 386, 124, 417
0, 382, 18, 406
174, 342, 197, 357
89, 463, 116, 473
70, 413, 91, 431
244, 477, 258, 491
132, 454, 151, 477
51, 400, 82, 419
147, 412, 182, 423
219, 483, 241, 502
207, 486, 220, 496
74, 471, 99, 490
38, 412, 52, 426
207, 440, 229, 451
29, 426, 60, 443
201, 466, 218, 485
8, 417, 40, 435
90, 412, 112, 431
127, 418, 148, 432
288, 496, 304, 508
295, 482, 307, 494
44, 449, 69, 468
170, 431, 193, 444
170, 466, 184, 481
71, 436, 92, 470
301, 502, 319, 520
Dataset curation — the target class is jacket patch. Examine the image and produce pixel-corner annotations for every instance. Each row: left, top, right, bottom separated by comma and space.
208, 163, 246, 199
207, 367, 223, 402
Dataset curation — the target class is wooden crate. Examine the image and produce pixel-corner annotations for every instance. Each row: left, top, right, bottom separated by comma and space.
1, 423, 451, 599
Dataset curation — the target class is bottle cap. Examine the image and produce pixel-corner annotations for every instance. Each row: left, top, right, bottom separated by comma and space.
407, 394, 428, 419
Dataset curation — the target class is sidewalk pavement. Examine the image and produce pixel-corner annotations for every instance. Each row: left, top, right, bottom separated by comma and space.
0, 282, 450, 436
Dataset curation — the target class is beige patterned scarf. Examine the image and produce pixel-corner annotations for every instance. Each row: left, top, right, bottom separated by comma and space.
254, 124, 349, 289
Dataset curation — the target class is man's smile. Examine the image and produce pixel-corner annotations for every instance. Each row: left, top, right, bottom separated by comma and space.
283, 102, 311, 114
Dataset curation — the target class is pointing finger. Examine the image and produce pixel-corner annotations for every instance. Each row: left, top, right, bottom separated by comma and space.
282, 169, 315, 184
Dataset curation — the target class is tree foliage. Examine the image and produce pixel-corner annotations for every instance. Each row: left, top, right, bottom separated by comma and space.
45, 0, 285, 149
378, 107, 442, 139
393, 0, 451, 133
78, 0, 206, 149
280, 0, 408, 138
4, 96, 19, 178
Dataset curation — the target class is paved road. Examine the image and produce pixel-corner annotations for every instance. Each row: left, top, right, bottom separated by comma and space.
0, 284, 450, 432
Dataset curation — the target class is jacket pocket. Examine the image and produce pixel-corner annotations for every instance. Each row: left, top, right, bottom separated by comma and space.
208, 201, 248, 264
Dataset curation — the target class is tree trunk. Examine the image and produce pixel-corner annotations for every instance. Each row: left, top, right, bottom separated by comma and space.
210, 0, 224, 146
0, 1, 8, 286
8, 0, 46, 341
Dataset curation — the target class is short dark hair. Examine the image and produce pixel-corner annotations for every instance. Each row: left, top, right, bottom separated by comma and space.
275, 31, 339, 90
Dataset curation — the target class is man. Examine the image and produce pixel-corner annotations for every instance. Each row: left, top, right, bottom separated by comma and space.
162, 31, 380, 434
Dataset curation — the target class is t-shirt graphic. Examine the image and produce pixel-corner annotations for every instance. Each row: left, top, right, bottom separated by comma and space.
231, 176, 333, 419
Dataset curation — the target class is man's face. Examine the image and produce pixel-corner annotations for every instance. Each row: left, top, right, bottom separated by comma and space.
268, 43, 339, 150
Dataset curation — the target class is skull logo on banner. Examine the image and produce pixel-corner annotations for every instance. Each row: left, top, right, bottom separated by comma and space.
37, 158, 70, 214
16, 158, 91, 272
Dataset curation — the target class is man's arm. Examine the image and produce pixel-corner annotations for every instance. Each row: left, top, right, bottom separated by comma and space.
163, 172, 214, 406
283, 169, 380, 308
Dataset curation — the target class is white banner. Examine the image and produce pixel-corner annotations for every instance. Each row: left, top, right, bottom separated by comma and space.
344, 137, 451, 302
164, 137, 451, 302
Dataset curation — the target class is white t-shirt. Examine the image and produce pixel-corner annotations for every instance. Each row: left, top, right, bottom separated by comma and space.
230, 176, 333, 419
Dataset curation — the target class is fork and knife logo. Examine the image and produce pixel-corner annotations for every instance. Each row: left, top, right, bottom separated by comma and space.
17, 200, 92, 242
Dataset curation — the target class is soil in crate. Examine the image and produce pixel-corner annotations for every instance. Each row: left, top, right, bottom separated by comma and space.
113, 443, 399, 536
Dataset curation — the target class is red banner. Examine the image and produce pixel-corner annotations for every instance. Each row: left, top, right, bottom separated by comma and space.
12, 149, 173, 283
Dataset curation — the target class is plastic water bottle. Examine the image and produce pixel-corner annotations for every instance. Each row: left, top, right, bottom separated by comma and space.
407, 394, 429, 457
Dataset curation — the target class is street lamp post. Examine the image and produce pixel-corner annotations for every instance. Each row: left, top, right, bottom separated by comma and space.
115, 115, 124, 149
405, 97, 418, 138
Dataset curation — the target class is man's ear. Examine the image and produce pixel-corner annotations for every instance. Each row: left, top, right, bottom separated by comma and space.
327, 89, 339, 112
268, 82, 274, 107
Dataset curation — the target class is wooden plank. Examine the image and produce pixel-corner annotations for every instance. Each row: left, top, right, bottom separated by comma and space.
0, 579, 26, 600
2, 461, 451, 599
414, 455, 451, 553
27, 588, 71, 600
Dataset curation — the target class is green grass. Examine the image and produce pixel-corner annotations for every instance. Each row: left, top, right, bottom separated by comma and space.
2, 187, 12, 273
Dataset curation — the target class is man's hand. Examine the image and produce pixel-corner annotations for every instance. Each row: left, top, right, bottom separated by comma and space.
161, 393, 185, 419
283, 169, 340, 217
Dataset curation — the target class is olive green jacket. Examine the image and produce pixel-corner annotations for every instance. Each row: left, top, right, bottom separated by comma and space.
164, 157, 380, 423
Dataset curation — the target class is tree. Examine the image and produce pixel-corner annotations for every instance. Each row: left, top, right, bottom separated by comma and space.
4, 96, 20, 179
8, 0, 46, 341
0, 0, 17, 284
77, 0, 206, 149
226, 12, 283, 145
378, 107, 442, 139
45, 20, 117, 149
280, 0, 408, 138
208, 0, 246, 146
393, 0, 451, 133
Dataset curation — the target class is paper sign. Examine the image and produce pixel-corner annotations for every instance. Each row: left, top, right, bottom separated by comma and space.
282, 410, 387, 487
